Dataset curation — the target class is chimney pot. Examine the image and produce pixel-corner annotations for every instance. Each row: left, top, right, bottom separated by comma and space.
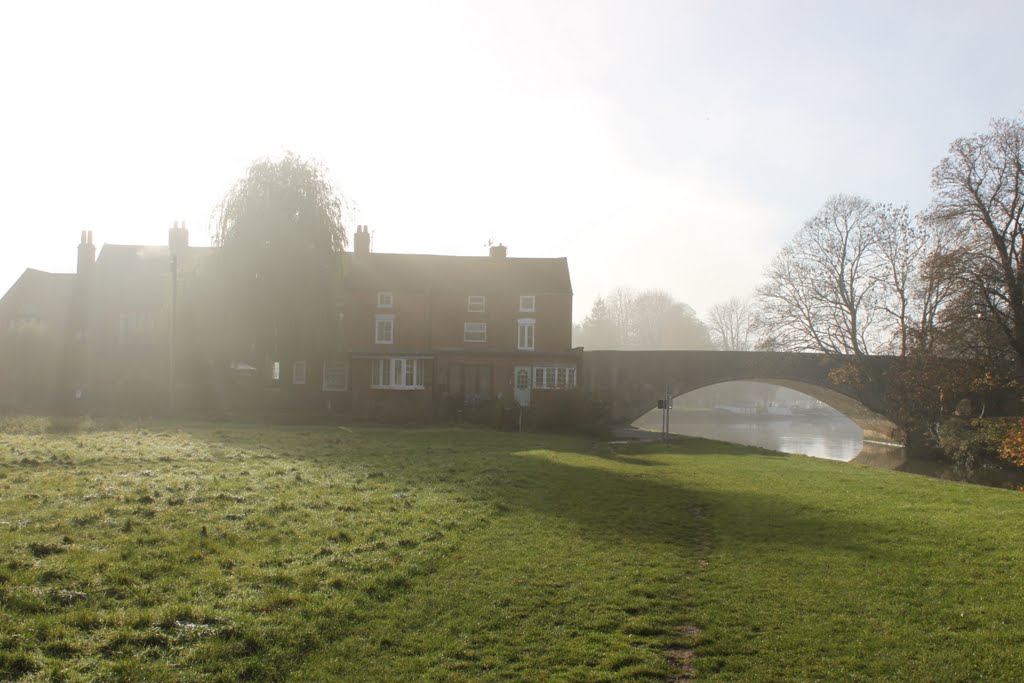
353, 224, 371, 254
77, 230, 96, 275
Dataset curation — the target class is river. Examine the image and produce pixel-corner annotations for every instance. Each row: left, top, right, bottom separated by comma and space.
629, 381, 1024, 487
632, 408, 1024, 487
634, 410, 909, 469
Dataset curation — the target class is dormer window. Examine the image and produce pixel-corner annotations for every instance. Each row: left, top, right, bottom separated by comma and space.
468, 295, 486, 313
519, 295, 535, 312
377, 291, 393, 308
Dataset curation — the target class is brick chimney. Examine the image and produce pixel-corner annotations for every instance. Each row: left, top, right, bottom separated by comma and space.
353, 225, 371, 255
489, 243, 507, 258
169, 221, 189, 261
77, 230, 95, 275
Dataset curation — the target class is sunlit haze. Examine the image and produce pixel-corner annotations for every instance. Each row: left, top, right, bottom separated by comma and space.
2, 0, 1021, 322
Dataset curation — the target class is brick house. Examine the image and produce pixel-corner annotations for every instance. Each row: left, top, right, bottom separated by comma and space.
339, 226, 581, 419
0, 227, 208, 412
0, 225, 581, 420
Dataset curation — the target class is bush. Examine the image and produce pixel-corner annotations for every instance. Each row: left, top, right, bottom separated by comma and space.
998, 418, 1024, 469
935, 418, 1015, 474
529, 390, 610, 437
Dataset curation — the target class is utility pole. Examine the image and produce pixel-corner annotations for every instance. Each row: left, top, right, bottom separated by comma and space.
169, 253, 177, 414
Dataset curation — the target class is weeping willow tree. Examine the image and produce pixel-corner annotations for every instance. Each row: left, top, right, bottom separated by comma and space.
210, 152, 349, 376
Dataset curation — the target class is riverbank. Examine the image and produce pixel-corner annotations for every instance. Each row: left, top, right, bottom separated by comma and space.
4, 422, 1024, 680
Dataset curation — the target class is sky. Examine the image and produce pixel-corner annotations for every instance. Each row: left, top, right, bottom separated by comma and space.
1, 0, 1021, 323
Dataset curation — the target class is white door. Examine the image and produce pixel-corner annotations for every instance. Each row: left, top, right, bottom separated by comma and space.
513, 366, 531, 406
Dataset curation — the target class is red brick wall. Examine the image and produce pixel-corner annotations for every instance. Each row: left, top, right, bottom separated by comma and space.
345, 288, 573, 354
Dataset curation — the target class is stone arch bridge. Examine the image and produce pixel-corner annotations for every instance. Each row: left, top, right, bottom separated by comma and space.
582, 350, 905, 443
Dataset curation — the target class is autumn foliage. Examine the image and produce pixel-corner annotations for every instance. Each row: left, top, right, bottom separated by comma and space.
998, 418, 1024, 469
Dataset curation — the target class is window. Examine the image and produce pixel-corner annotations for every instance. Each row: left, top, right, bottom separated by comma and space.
293, 360, 307, 385
322, 361, 348, 391
532, 366, 576, 389
467, 295, 486, 313
517, 318, 535, 350
519, 294, 535, 312
464, 322, 487, 342
371, 357, 425, 389
117, 311, 154, 345
272, 361, 281, 381
377, 291, 393, 308
375, 314, 394, 344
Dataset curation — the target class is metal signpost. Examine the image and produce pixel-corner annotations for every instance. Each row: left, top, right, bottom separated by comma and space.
658, 385, 672, 442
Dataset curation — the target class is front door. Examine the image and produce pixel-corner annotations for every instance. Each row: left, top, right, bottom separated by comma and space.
513, 366, 531, 406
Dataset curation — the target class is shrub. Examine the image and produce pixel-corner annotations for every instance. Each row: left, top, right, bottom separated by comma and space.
998, 418, 1024, 469
936, 418, 1015, 474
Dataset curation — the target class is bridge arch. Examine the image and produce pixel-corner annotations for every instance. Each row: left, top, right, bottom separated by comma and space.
632, 378, 900, 444
583, 350, 904, 444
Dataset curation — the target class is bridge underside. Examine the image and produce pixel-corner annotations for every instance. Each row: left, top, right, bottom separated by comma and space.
622, 378, 900, 444
584, 349, 905, 446
626, 378, 901, 443
746, 378, 901, 444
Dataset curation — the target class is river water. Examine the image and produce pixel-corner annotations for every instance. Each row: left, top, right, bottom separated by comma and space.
630, 382, 1024, 487
633, 411, 908, 469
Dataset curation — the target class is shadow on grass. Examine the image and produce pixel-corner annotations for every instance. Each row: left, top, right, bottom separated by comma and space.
615, 435, 791, 458
0, 414, 135, 435
184, 426, 899, 561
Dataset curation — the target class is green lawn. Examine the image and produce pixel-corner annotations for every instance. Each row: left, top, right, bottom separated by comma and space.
2, 419, 1024, 681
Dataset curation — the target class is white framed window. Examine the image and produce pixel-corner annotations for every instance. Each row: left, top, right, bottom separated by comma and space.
532, 366, 576, 389
464, 322, 487, 342
517, 318, 535, 351
371, 357, 425, 390
467, 295, 486, 313
519, 294, 535, 312
322, 361, 348, 391
377, 291, 393, 308
293, 360, 307, 385
272, 361, 281, 381
375, 314, 394, 344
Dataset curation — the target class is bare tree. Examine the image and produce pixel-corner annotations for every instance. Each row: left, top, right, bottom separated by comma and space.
575, 288, 713, 350
868, 204, 919, 356
906, 220, 968, 355
706, 296, 755, 350
756, 195, 881, 355
632, 290, 713, 350
929, 116, 1024, 370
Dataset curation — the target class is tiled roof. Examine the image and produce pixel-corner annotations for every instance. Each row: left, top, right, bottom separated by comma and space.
0, 268, 75, 323
93, 244, 213, 308
341, 252, 572, 294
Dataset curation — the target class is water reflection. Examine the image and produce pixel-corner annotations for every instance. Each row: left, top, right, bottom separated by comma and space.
634, 411, 907, 469
632, 379, 1024, 489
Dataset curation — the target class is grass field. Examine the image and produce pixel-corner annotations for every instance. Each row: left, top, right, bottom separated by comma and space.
2, 418, 1024, 681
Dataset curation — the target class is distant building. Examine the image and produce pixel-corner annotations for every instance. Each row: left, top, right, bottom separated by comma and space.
0, 225, 580, 420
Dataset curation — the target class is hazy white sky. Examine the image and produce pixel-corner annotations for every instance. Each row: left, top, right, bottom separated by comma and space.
1, 0, 1021, 322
